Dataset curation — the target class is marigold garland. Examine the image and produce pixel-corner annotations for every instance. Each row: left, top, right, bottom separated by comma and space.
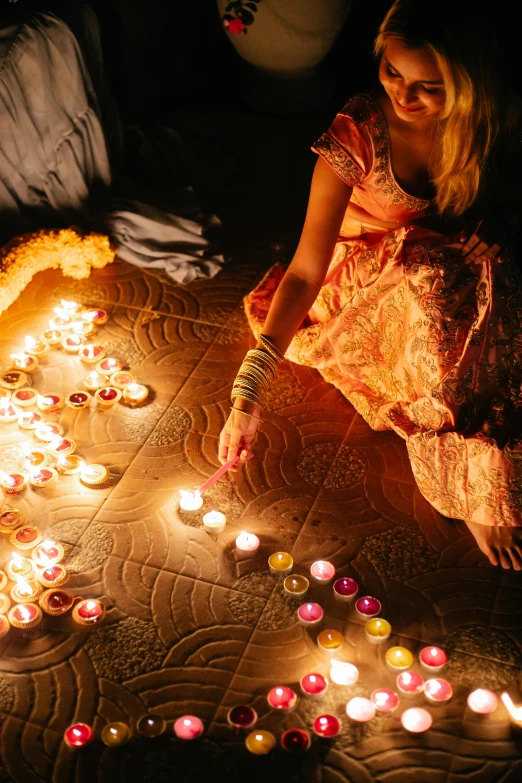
0, 227, 115, 317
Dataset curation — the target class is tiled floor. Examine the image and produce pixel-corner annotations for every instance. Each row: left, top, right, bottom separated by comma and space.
0, 252, 521, 783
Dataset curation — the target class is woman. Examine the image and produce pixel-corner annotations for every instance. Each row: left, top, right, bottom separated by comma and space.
218, 0, 522, 569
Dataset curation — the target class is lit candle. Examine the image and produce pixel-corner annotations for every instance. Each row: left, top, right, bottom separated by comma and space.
333, 577, 359, 602
11, 387, 38, 407
70, 321, 96, 338
48, 436, 76, 458
72, 598, 106, 626
84, 371, 110, 392
268, 551, 293, 576
80, 463, 109, 486
110, 371, 137, 389
283, 574, 309, 597
56, 455, 83, 475
386, 647, 414, 672
355, 596, 382, 620
297, 602, 324, 628
10, 353, 38, 373
24, 335, 49, 359
96, 357, 122, 374
78, 344, 105, 364
317, 629, 344, 655
227, 705, 258, 730
281, 729, 310, 753
310, 560, 336, 585
83, 308, 109, 325
122, 383, 149, 406
29, 467, 59, 488
0, 396, 20, 423
173, 715, 204, 740
22, 447, 47, 470
346, 697, 376, 722
0, 509, 25, 532
6, 553, 34, 581
313, 714, 340, 738
245, 730, 275, 755
329, 659, 359, 686
467, 689, 498, 715
424, 678, 453, 705
7, 602, 42, 629
53, 305, 72, 327
235, 531, 260, 555
397, 671, 425, 697
101, 722, 131, 747
401, 707, 432, 733
18, 411, 43, 431
179, 489, 203, 511
267, 686, 297, 711
0, 614, 10, 638
36, 393, 64, 413
94, 386, 122, 408
64, 723, 94, 748
10, 525, 42, 550
61, 334, 86, 353
365, 618, 392, 644
32, 539, 64, 566
0, 592, 11, 614
419, 646, 447, 673
300, 673, 328, 697
136, 714, 166, 737
0, 471, 28, 494
202, 510, 227, 535
60, 299, 83, 316
65, 391, 92, 410
371, 688, 399, 713
37, 566, 70, 589
35, 422, 64, 442
10, 577, 43, 604
0, 370, 29, 390
40, 321, 64, 346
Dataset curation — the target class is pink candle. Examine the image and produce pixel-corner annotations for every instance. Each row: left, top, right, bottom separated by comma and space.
227, 705, 258, 729
424, 679, 453, 705
419, 646, 447, 672
355, 596, 382, 619
346, 697, 376, 722
297, 602, 324, 627
267, 686, 297, 711
467, 689, 498, 715
64, 723, 94, 748
397, 671, 425, 697
300, 673, 328, 697
173, 715, 204, 740
401, 707, 432, 733
281, 729, 310, 753
371, 689, 399, 713
313, 714, 340, 738
310, 560, 336, 584
333, 577, 359, 601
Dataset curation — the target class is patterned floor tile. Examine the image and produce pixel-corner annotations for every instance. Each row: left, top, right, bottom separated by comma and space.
0, 716, 61, 783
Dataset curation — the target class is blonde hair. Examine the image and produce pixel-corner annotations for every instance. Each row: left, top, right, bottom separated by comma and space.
374, 1, 505, 216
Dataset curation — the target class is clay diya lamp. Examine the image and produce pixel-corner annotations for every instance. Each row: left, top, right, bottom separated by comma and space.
32, 540, 65, 566
11, 387, 38, 407
10, 525, 42, 550
65, 391, 91, 411
78, 344, 105, 364
23, 447, 47, 470
37, 564, 69, 588
5, 554, 35, 581
55, 455, 83, 475
8, 602, 42, 629
95, 357, 122, 375
0, 397, 20, 423
94, 387, 122, 408
61, 334, 86, 353
80, 463, 109, 486
10, 353, 38, 373
40, 324, 64, 346
24, 336, 50, 359
121, 383, 148, 406
109, 371, 136, 390
83, 371, 110, 392
72, 598, 106, 626
34, 422, 63, 442
10, 578, 43, 604
82, 307, 109, 326
48, 436, 76, 458
0, 508, 25, 534
0, 614, 10, 638
39, 588, 74, 615
29, 467, 59, 488
36, 393, 64, 413
0, 370, 29, 390
18, 410, 44, 430
0, 472, 28, 494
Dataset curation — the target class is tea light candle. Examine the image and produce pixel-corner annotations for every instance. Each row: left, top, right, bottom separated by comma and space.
11, 578, 43, 604
310, 560, 336, 584
419, 646, 447, 673
386, 647, 414, 672
365, 618, 392, 644
283, 574, 309, 597
355, 596, 382, 620
80, 464, 109, 485
0, 397, 20, 423
467, 689, 498, 715
36, 393, 64, 413
227, 705, 258, 730
35, 422, 63, 442
424, 678, 453, 705
268, 551, 293, 576
313, 714, 340, 738
11, 387, 38, 407
235, 531, 260, 554
94, 386, 122, 408
40, 325, 64, 346
122, 383, 149, 406
64, 723, 94, 748
346, 697, 375, 722
245, 730, 275, 755
72, 598, 106, 626
300, 673, 328, 697
7, 602, 42, 629
0, 592, 11, 614
317, 629, 344, 655
56, 455, 83, 475
0, 472, 28, 494
61, 334, 86, 353
79, 344, 105, 364
96, 357, 122, 374
281, 729, 310, 753
179, 490, 203, 511
0, 509, 25, 533
84, 371, 110, 392
0, 370, 29, 390
65, 391, 92, 410
333, 577, 359, 602
48, 436, 76, 458
10, 353, 38, 373
0, 614, 10, 638
110, 371, 137, 389
11, 526, 42, 550
37, 565, 69, 589
329, 659, 359, 686
173, 715, 204, 740
83, 308, 109, 325
18, 411, 43, 431
6, 553, 34, 581
136, 714, 166, 737
401, 707, 432, 733
267, 686, 297, 711
297, 602, 324, 627
202, 510, 227, 535
30, 467, 58, 488
101, 722, 131, 747
397, 671, 425, 697
32, 540, 65, 566
371, 689, 399, 713
24, 336, 49, 359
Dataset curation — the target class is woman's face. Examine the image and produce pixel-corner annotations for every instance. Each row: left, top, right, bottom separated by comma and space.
379, 38, 446, 123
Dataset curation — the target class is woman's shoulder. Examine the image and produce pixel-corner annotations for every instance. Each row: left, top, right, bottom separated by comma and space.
337, 91, 381, 125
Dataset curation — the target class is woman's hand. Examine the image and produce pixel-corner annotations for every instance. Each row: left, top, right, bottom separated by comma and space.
453, 219, 505, 264
218, 406, 260, 471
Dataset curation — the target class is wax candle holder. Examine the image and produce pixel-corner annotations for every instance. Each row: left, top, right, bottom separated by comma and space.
173, 715, 204, 740
317, 629, 344, 656
61, 334, 86, 353
30, 467, 59, 488
371, 688, 399, 713
0, 370, 29, 390
24, 336, 50, 359
0, 508, 25, 533
419, 646, 447, 673
467, 689, 498, 714
40, 327, 64, 346
283, 574, 309, 597
6, 555, 35, 581
35, 422, 64, 442
136, 714, 166, 738
64, 723, 94, 748
11, 388, 38, 407
397, 671, 425, 697
32, 540, 65, 566
268, 551, 293, 576
23, 448, 47, 469
245, 730, 276, 755
179, 490, 203, 511
346, 697, 376, 723
424, 678, 453, 705
121, 383, 149, 407
333, 577, 359, 602
365, 618, 392, 644
0, 614, 10, 638
310, 560, 336, 584
78, 344, 105, 364
235, 532, 260, 558
36, 393, 64, 413
65, 391, 92, 411
37, 564, 69, 588
267, 686, 297, 711
386, 646, 414, 673
94, 387, 122, 408
11, 579, 43, 604
84, 371, 110, 392
72, 598, 106, 626
355, 596, 382, 620
297, 602, 324, 628
300, 672, 328, 698
96, 357, 122, 375
227, 705, 258, 730
10, 525, 42, 550
401, 707, 432, 733
202, 510, 227, 535
0, 472, 28, 494
313, 714, 340, 738
329, 659, 359, 686
48, 436, 77, 458
83, 308, 109, 326
110, 371, 136, 390
101, 722, 131, 747
0, 399, 20, 423
0, 592, 11, 614
7, 602, 42, 629
281, 729, 310, 753
56, 455, 83, 475
18, 411, 44, 431
80, 463, 109, 486
10, 353, 38, 373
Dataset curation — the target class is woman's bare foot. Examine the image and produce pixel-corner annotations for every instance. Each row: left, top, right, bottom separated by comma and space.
465, 520, 522, 570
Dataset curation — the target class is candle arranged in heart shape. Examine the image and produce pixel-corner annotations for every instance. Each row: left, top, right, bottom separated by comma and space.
467, 689, 498, 714
419, 646, 447, 672
96, 357, 122, 374
84, 371, 110, 392
300, 672, 328, 697
95, 387, 122, 408
310, 560, 336, 584
235, 531, 260, 554
0, 508, 25, 532
245, 730, 276, 755
202, 510, 227, 535
0, 472, 28, 494
355, 596, 382, 620
397, 671, 425, 697
36, 393, 64, 413
401, 707, 432, 733
24, 335, 49, 358
0, 397, 20, 423
65, 391, 91, 410
10, 353, 38, 372
317, 629, 344, 655
18, 410, 43, 430
12, 387, 38, 407
268, 551, 293, 576
329, 659, 359, 686
284, 574, 309, 597
267, 686, 297, 711
313, 714, 340, 738
386, 647, 414, 672
179, 489, 203, 511
136, 714, 166, 738
61, 334, 87, 353
297, 602, 324, 627
346, 697, 375, 722
8, 602, 42, 629
30, 467, 58, 488
72, 598, 106, 626
39, 588, 74, 615
227, 705, 258, 730
281, 729, 310, 753
424, 678, 453, 705
371, 688, 399, 713
333, 577, 359, 602
365, 618, 392, 644
32, 540, 64, 566
122, 383, 149, 406
64, 723, 94, 748
11, 525, 42, 550
83, 308, 109, 325
101, 723, 131, 747
79, 344, 105, 364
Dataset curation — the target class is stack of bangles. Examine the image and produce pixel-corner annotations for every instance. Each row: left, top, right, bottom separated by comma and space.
231, 335, 284, 413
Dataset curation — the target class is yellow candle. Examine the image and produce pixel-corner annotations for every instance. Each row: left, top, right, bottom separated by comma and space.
245, 730, 276, 755
317, 629, 344, 654
386, 646, 413, 671
283, 574, 309, 595
268, 551, 293, 575
365, 618, 392, 644
101, 722, 131, 747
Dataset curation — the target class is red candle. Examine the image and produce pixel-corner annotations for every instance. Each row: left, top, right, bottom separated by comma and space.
64, 723, 94, 748
13, 389, 37, 403
424, 678, 453, 705
2, 473, 27, 492
419, 646, 447, 672
281, 729, 310, 753
8, 602, 42, 629
37, 543, 60, 560
40, 588, 74, 614
97, 358, 122, 373
15, 527, 39, 544
78, 600, 102, 619
313, 714, 340, 738
0, 509, 24, 529
79, 344, 104, 360
35, 422, 63, 441
267, 686, 297, 711
333, 577, 359, 601
38, 565, 69, 587
227, 705, 258, 729
68, 392, 90, 406
371, 689, 400, 713
397, 671, 425, 697
31, 469, 55, 483
83, 308, 108, 325
173, 715, 204, 740
99, 387, 118, 401
300, 673, 328, 697
355, 596, 382, 619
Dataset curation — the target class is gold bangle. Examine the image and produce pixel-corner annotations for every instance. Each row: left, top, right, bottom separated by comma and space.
231, 406, 261, 422
259, 335, 284, 362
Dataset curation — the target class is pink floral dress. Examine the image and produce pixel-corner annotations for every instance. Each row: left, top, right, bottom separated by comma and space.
244, 93, 522, 528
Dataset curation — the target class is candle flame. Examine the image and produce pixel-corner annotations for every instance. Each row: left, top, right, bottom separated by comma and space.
110, 728, 117, 735
83, 466, 100, 478
17, 578, 33, 596
25, 336, 37, 349
501, 693, 522, 721
310, 675, 316, 683
85, 601, 98, 611
275, 688, 283, 696
61, 299, 80, 312
319, 717, 327, 725
0, 395, 11, 409
11, 552, 24, 568
18, 604, 32, 622
1, 472, 15, 488
402, 673, 412, 684
48, 319, 58, 330
72, 727, 82, 737
57, 456, 70, 468
183, 719, 191, 726
255, 734, 263, 741
37, 395, 56, 407
429, 680, 442, 694
53, 306, 70, 321
49, 436, 64, 450
430, 647, 438, 656
374, 692, 389, 706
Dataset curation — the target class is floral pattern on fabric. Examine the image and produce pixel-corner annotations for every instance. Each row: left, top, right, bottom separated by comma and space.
312, 134, 365, 188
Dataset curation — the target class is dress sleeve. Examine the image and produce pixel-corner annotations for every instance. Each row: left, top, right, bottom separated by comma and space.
311, 95, 373, 188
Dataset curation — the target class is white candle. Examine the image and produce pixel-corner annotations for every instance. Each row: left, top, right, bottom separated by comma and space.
179, 490, 203, 511
401, 707, 432, 733
467, 689, 498, 714
202, 510, 226, 534
329, 659, 359, 686
346, 697, 375, 722
310, 560, 336, 584
235, 532, 260, 553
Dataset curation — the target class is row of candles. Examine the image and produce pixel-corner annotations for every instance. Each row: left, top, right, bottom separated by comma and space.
0, 507, 106, 633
